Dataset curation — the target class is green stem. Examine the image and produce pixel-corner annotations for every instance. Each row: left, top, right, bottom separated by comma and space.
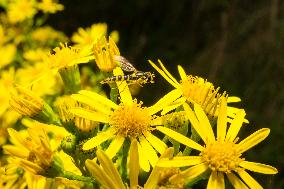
183, 127, 200, 156
121, 139, 130, 182
62, 171, 95, 183
109, 83, 118, 103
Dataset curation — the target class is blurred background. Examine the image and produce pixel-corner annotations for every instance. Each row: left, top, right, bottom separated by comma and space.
47, 0, 283, 188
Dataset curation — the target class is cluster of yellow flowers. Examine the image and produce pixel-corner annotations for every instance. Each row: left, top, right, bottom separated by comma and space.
0, 1, 278, 189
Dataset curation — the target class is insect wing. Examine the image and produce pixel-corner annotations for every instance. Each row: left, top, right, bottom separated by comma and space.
114, 55, 137, 72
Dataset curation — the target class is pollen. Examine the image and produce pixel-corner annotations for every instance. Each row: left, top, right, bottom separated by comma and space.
180, 75, 226, 117
109, 100, 152, 138
200, 140, 244, 173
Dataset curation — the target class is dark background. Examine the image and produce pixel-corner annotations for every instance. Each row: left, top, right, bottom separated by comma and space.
48, 0, 284, 188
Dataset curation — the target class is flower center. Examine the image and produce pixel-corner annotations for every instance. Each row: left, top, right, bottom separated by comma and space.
200, 140, 244, 173
49, 43, 80, 69
109, 101, 152, 138
180, 75, 226, 117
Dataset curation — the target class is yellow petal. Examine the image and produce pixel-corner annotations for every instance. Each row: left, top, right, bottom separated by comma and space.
139, 135, 159, 167
3, 145, 29, 158
20, 159, 44, 174
113, 67, 132, 105
129, 140, 139, 189
137, 141, 150, 172
183, 103, 210, 144
7, 128, 26, 148
148, 60, 179, 88
227, 107, 249, 124
105, 135, 125, 159
147, 89, 182, 115
86, 159, 108, 183
71, 94, 112, 115
83, 128, 115, 150
161, 97, 186, 115
144, 132, 167, 154
158, 59, 178, 84
70, 108, 109, 123
237, 169, 263, 189
207, 171, 224, 189
85, 159, 120, 189
217, 97, 227, 141
226, 172, 249, 189
227, 96, 241, 103
78, 90, 118, 109
177, 65, 187, 80
237, 128, 270, 153
151, 116, 163, 126
156, 126, 204, 151
157, 156, 203, 167
144, 148, 174, 189
239, 161, 278, 174
194, 103, 215, 142
97, 150, 125, 189
225, 110, 246, 142
181, 162, 208, 181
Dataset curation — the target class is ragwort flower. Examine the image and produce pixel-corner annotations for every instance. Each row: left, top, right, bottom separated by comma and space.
93, 36, 120, 72
7, 0, 37, 23
72, 23, 108, 48
86, 141, 183, 189
48, 43, 93, 72
149, 60, 244, 121
156, 98, 277, 188
71, 67, 184, 172
3, 128, 55, 175
37, 0, 64, 14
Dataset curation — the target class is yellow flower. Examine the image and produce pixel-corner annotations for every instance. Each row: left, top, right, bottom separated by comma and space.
0, 127, 8, 146
48, 43, 94, 71
0, 163, 27, 188
149, 60, 245, 120
72, 23, 108, 48
23, 48, 49, 62
31, 26, 67, 43
0, 68, 22, 128
0, 68, 16, 116
16, 62, 61, 96
156, 98, 278, 188
37, 0, 64, 14
0, 44, 16, 68
71, 67, 183, 171
54, 95, 99, 132
85, 149, 125, 189
0, 161, 60, 189
86, 141, 182, 189
3, 128, 54, 174
7, 0, 37, 23
21, 118, 70, 150
93, 36, 120, 72
9, 86, 44, 117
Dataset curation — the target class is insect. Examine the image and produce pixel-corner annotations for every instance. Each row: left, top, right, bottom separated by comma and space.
114, 55, 137, 73
101, 55, 155, 87
100, 71, 155, 86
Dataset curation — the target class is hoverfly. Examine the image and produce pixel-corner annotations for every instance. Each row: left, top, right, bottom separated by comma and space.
101, 55, 155, 86
100, 71, 155, 86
